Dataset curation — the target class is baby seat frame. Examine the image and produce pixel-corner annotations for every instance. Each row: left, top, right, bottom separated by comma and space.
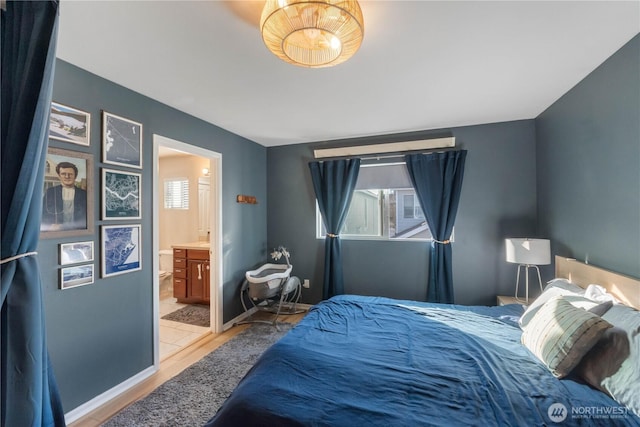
237, 262, 304, 328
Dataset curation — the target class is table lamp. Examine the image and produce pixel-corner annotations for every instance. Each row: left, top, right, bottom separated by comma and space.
505, 238, 551, 303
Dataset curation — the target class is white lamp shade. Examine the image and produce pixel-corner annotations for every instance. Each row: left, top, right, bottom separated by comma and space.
505, 238, 551, 265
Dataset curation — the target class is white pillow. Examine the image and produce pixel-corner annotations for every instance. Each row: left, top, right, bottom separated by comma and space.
545, 278, 586, 294
518, 278, 585, 328
598, 304, 640, 417
584, 284, 620, 304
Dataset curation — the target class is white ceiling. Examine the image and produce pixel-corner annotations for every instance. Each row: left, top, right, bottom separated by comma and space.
56, 1, 639, 147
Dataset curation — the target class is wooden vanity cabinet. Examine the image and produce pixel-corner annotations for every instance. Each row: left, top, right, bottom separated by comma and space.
172, 248, 187, 299
173, 248, 210, 304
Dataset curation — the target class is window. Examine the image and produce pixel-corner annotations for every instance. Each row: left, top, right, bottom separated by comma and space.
342, 190, 381, 236
403, 194, 424, 219
403, 195, 415, 219
164, 178, 189, 209
316, 162, 440, 241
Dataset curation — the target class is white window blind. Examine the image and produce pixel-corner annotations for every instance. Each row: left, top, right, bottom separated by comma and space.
164, 178, 189, 209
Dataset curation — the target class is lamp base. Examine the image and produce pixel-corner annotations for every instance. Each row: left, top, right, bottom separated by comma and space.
514, 264, 543, 304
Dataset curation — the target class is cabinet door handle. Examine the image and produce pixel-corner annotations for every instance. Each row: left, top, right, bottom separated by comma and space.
197, 263, 202, 280
206, 264, 210, 271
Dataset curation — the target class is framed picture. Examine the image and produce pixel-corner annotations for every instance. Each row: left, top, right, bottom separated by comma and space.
101, 224, 142, 277
102, 111, 142, 169
49, 102, 91, 146
60, 264, 95, 290
60, 241, 94, 265
102, 168, 141, 220
41, 148, 94, 238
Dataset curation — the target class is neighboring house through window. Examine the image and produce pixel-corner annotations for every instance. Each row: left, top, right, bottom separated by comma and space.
316, 162, 445, 241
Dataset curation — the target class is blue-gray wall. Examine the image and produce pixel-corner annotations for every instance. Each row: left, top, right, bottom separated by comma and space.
40, 32, 639, 415
267, 120, 538, 306
536, 34, 640, 278
41, 60, 267, 411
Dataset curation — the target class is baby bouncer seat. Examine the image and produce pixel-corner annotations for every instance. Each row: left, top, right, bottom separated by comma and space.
239, 247, 304, 327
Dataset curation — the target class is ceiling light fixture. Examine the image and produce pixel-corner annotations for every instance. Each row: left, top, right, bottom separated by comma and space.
260, 0, 364, 68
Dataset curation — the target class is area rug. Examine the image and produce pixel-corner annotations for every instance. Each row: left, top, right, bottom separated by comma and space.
161, 304, 210, 327
102, 322, 294, 426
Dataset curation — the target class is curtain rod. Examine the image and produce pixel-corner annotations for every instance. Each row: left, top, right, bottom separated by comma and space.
313, 137, 455, 159
315, 147, 461, 162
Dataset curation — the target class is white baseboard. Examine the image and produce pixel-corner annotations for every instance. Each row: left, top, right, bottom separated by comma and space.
223, 307, 258, 330
64, 365, 156, 424
66, 303, 313, 423
222, 303, 312, 331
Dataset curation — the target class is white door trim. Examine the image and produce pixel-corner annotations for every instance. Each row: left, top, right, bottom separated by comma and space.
152, 134, 223, 368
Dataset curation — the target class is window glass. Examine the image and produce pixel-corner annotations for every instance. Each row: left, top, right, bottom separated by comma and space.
403, 194, 414, 219
342, 190, 381, 236
316, 162, 442, 241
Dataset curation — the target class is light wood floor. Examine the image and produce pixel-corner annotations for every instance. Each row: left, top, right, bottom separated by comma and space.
69, 310, 307, 427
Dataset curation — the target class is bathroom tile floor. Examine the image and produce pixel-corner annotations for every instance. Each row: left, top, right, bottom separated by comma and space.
159, 297, 210, 361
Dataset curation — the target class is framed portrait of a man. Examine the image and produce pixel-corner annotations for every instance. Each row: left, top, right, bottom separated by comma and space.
41, 148, 94, 238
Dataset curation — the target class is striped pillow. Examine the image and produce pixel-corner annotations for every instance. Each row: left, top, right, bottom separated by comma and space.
521, 295, 612, 378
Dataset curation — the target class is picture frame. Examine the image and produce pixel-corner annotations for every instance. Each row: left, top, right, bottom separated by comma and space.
102, 111, 143, 169
101, 224, 142, 277
49, 102, 91, 146
102, 168, 141, 220
60, 241, 94, 265
41, 148, 94, 239
60, 264, 95, 290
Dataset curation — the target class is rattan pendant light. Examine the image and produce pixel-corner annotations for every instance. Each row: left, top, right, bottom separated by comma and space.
260, 0, 364, 68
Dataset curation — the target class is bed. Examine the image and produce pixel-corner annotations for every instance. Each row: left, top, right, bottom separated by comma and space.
206, 257, 640, 426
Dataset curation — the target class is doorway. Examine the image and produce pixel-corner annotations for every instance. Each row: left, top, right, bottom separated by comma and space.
152, 134, 222, 367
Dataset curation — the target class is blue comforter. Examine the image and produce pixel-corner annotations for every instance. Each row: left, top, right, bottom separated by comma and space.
206, 295, 639, 426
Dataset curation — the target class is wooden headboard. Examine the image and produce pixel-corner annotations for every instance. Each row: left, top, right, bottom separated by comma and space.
555, 256, 640, 310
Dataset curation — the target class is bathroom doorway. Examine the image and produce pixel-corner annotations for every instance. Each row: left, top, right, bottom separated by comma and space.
152, 134, 222, 366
